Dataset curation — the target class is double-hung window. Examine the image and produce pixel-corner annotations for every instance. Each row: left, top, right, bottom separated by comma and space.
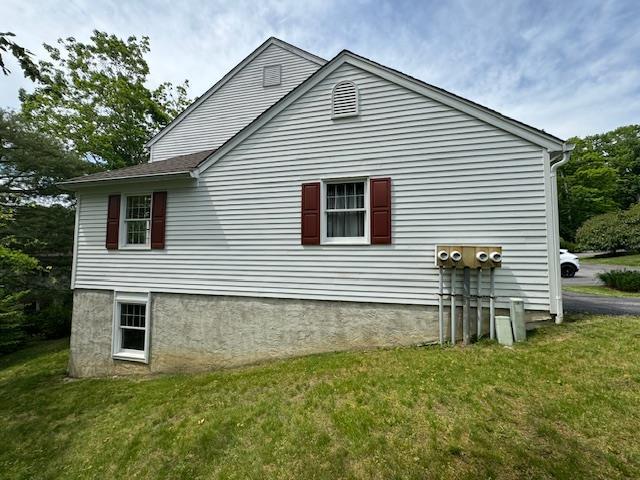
112, 292, 150, 363
322, 180, 369, 244
124, 194, 151, 246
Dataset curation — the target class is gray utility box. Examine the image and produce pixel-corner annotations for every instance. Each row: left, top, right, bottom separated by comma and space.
510, 298, 526, 342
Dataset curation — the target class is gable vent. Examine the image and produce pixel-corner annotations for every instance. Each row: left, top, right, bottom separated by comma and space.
332, 81, 359, 118
263, 65, 281, 87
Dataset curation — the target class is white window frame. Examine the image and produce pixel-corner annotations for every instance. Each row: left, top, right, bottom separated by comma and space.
120, 193, 152, 250
112, 291, 151, 363
321, 177, 370, 245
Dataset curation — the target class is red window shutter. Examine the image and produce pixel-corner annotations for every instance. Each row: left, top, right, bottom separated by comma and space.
301, 182, 320, 245
151, 191, 167, 249
105, 194, 121, 250
370, 178, 392, 244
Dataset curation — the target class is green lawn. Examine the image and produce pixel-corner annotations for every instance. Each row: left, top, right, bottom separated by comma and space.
581, 253, 640, 267
563, 285, 640, 298
2, 316, 640, 479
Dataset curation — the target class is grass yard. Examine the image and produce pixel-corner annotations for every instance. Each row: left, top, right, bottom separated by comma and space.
563, 285, 640, 298
2, 315, 640, 479
581, 253, 640, 267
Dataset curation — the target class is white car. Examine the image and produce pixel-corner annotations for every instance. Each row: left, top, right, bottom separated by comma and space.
560, 249, 580, 278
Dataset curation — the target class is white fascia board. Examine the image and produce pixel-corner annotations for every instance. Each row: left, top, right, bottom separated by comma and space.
145, 38, 326, 149
196, 51, 564, 176
59, 171, 194, 190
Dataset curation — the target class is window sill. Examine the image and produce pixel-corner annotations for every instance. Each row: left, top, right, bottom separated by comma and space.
118, 244, 151, 251
113, 351, 148, 364
321, 238, 370, 246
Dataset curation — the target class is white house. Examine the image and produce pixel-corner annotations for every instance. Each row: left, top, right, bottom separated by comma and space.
61, 37, 571, 377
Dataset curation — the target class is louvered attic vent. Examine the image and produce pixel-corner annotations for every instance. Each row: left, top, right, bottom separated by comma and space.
332, 81, 359, 118
263, 65, 281, 87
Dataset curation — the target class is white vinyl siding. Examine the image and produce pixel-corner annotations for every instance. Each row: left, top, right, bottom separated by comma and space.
150, 44, 320, 162
75, 62, 551, 311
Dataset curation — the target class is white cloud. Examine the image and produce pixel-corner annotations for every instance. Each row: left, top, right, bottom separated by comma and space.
2, 0, 638, 138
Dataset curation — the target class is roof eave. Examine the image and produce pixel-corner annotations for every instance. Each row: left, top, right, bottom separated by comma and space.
57, 171, 195, 191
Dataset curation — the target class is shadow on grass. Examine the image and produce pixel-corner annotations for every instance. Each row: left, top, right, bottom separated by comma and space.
0, 338, 69, 371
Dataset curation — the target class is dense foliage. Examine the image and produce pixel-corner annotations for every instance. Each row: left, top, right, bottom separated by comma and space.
559, 125, 640, 241
0, 110, 94, 200
0, 210, 40, 353
599, 270, 640, 293
576, 203, 640, 252
19, 30, 191, 169
1, 30, 191, 352
0, 111, 83, 351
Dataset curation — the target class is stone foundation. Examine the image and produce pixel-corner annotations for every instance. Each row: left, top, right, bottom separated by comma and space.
68, 289, 550, 377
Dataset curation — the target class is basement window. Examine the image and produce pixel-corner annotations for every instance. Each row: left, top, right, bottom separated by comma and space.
112, 292, 150, 363
263, 64, 281, 87
322, 179, 369, 245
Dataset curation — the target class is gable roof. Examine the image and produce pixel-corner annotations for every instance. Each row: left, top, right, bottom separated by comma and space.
195, 49, 565, 175
59, 149, 215, 188
144, 37, 327, 149
60, 43, 568, 189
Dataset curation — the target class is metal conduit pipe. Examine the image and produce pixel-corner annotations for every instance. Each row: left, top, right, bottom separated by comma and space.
475, 250, 488, 339
463, 267, 471, 345
476, 268, 483, 339
489, 267, 496, 340
450, 267, 457, 344
438, 266, 444, 345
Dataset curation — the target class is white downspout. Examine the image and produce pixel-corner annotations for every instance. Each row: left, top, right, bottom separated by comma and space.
549, 143, 574, 323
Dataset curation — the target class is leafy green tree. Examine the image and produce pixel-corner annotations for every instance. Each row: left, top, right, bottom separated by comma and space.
0, 210, 40, 353
0, 109, 95, 201
0, 32, 40, 81
559, 125, 640, 241
20, 30, 191, 169
0, 111, 89, 349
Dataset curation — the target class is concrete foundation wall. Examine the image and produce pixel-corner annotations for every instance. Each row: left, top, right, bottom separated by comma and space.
68, 289, 550, 377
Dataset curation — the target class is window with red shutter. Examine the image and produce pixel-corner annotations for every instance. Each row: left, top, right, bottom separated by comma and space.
105, 194, 121, 250
151, 191, 167, 249
301, 182, 320, 245
370, 178, 392, 244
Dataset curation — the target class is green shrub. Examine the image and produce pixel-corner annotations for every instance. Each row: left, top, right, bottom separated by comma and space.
577, 203, 640, 252
576, 212, 624, 252
599, 270, 640, 292
560, 238, 582, 252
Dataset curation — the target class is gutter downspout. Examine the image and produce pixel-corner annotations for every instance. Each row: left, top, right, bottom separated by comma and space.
549, 143, 574, 324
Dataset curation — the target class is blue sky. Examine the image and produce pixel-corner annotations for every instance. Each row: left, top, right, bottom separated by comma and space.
3, 0, 639, 139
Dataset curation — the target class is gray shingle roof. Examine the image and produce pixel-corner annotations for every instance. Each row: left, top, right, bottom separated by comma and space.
60, 149, 216, 186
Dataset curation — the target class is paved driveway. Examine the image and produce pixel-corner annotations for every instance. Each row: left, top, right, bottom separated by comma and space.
563, 262, 626, 287
563, 291, 640, 315
562, 262, 639, 315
